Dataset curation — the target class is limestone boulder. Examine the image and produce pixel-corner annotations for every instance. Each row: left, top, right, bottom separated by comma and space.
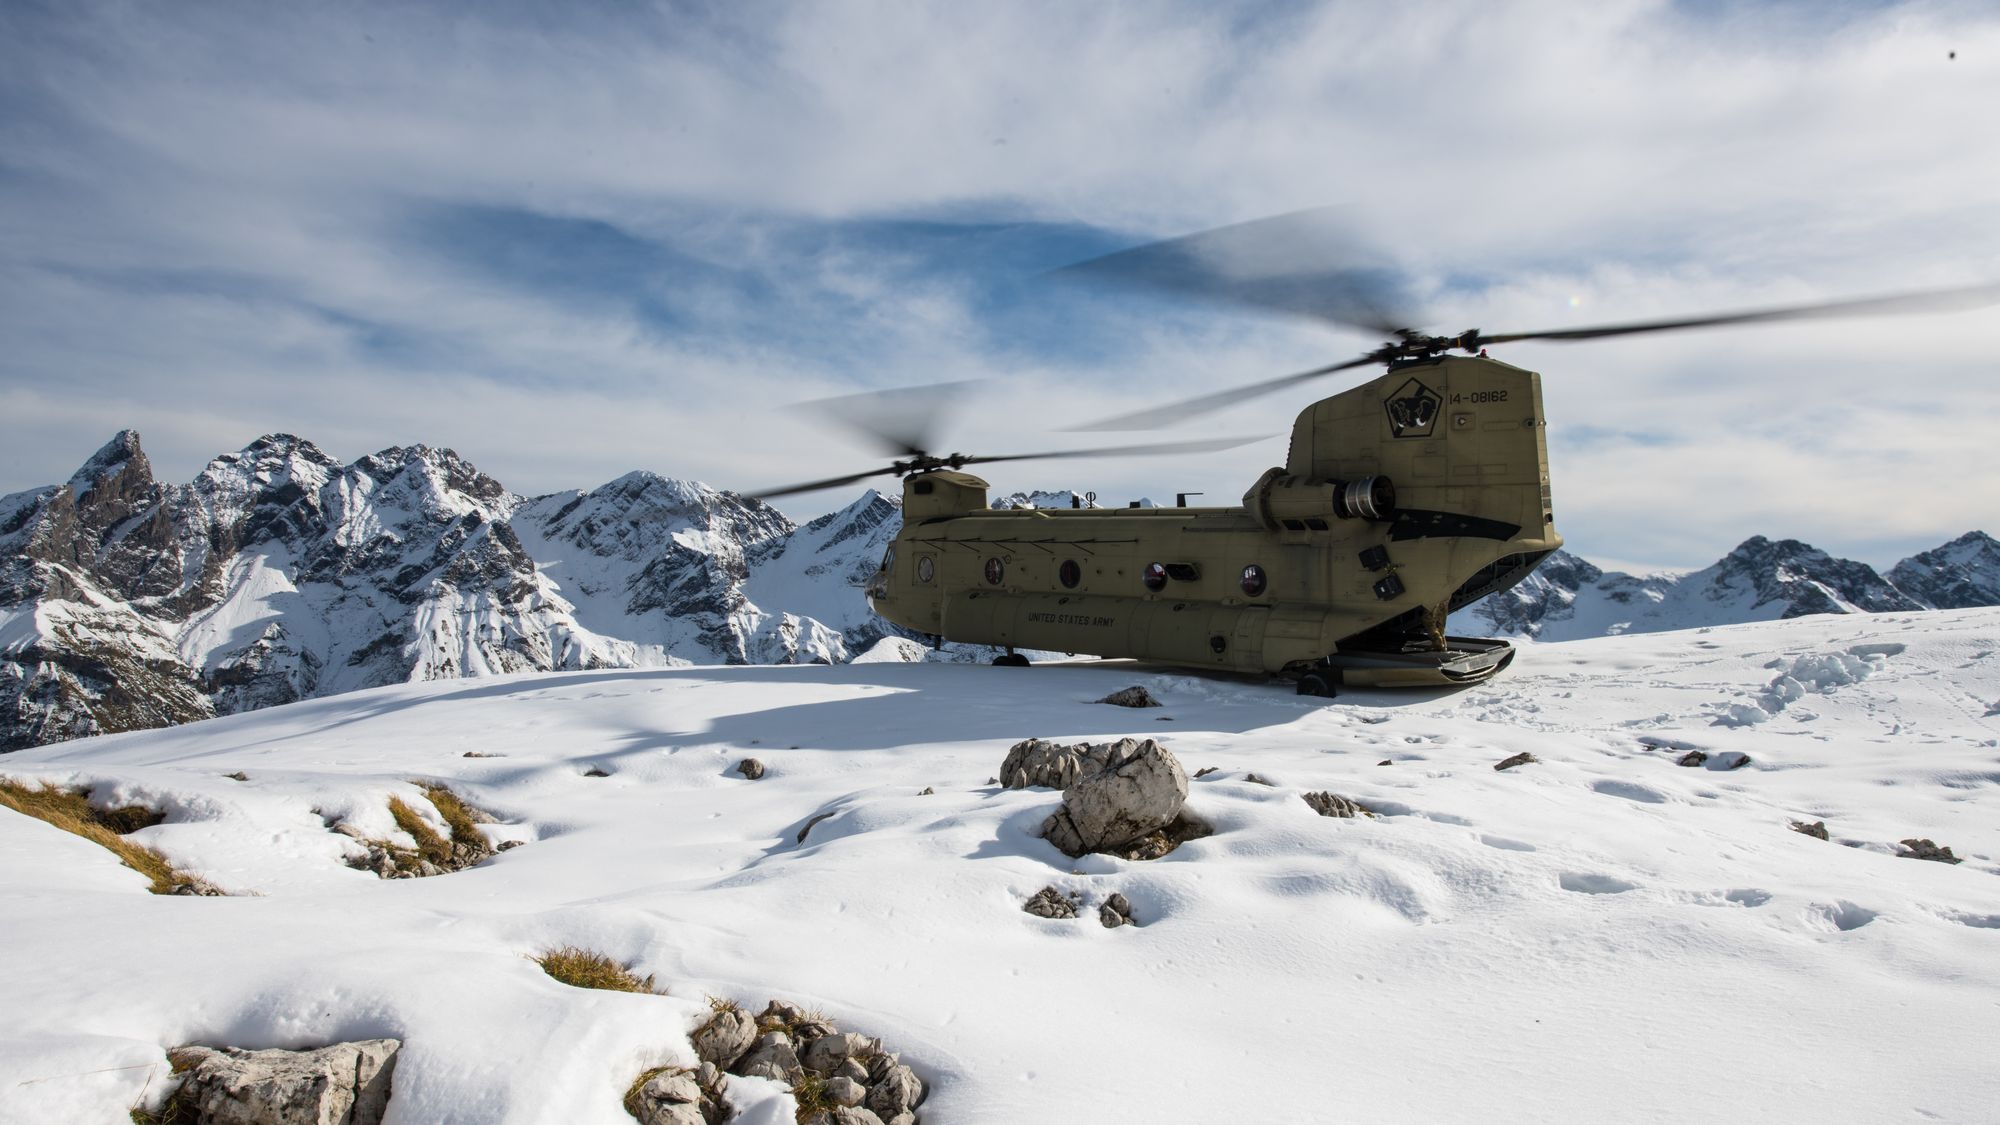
999, 738, 1114, 790
1039, 739, 1188, 857
167, 1039, 398, 1125
691, 1007, 757, 1069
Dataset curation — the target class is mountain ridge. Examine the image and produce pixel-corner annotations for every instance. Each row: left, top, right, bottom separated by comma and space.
4, 431, 1995, 750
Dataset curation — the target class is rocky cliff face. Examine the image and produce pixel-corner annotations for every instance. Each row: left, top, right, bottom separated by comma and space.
2, 432, 904, 750
1450, 534, 1987, 641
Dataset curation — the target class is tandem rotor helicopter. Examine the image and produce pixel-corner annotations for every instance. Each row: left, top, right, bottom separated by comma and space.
755, 211, 1999, 697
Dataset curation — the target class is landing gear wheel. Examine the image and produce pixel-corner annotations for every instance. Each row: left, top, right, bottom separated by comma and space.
991, 653, 1031, 667
1296, 669, 1337, 698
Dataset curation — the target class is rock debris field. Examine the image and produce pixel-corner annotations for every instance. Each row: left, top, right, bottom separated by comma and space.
2, 608, 1998, 1122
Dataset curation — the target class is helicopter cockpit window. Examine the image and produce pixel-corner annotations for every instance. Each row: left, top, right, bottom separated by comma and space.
880, 546, 895, 575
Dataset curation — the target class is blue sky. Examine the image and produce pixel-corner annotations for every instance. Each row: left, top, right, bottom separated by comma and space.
2, 0, 1997, 569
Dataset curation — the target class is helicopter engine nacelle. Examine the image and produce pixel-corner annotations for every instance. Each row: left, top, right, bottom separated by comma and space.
1242, 468, 1395, 532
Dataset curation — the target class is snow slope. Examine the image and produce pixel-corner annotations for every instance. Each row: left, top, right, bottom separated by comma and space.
2, 610, 1997, 1122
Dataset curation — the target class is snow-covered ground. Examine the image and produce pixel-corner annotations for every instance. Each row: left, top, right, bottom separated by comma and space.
3, 609, 1998, 1123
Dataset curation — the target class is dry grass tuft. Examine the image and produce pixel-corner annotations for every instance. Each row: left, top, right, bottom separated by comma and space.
0, 779, 215, 895
387, 796, 452, 868
534, 946, 659, 994
790, 1070, 834, 1121
707, 995, 743, 1014
419, 784, 485, 847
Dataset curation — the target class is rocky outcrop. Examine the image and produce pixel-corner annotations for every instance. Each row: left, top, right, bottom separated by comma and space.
663, 1000, 924, 1125
1038, 738, 1190, 858
626, 1063, 729, 1125
1899, 838, 1963, 864
1302, 792, 1371, 818
1094, 685, 1161, 708
160, 1039, 398, 1125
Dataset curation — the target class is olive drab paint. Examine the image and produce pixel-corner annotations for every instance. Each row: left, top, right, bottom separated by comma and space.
862, 355, 1562, 686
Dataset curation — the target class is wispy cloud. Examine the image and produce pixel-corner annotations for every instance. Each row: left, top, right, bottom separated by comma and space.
1, 0, 1996, 567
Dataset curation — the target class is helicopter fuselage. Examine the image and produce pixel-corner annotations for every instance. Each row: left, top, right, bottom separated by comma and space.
863, 354, 1562, 685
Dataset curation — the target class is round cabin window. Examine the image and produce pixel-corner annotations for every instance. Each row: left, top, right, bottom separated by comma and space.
984, 557, 1005, 585
1059, 559, 1082, 588
916, 556, 935, 584
1142, 562, 1168, 592
1240, 564, 1268, 597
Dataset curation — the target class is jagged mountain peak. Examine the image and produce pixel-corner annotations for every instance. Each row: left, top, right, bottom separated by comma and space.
1889, 530, 2000, 610
67, 428, 146, 488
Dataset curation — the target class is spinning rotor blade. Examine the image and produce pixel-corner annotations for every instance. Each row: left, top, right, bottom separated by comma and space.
1048, 208, 1424, 336
1065, 354, 1380, 431
961, 434, 1269, 466
1069, 280, 2000, 432
1475, 281, 2000, 345
749, 435, 1267, 500
751, 467, 902, 500
793, 379, 982, 458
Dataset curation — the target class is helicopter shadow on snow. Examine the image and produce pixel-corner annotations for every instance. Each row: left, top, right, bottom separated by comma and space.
584, 658, 1467, 768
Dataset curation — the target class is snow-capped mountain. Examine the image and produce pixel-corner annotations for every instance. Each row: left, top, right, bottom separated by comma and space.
1887, 531, 2000, 610
1, 432, 903, 751
5, 431, 1995, 750
1450, 534, 1990, 641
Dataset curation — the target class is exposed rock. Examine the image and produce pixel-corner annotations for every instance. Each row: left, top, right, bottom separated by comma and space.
834, 1058, 870, 1085
731, 1031, 801, 1082
1790, 820, 1830, 840
584, 766, 611, 778
1039, 738, 1189, 858
166, 1039, 398, 1125
1099, 892, 1135, 928
999, 738, 1113, 790
1899, 838, 1964, 864
826, 1076, 868, 1106
1193, 766, 1219, 778
1677, 750, 1709, 768
1377, 759, 1392, 766
798, 811, 836, 843
692, 1007, 757, 1069
1303, 792, 1370, 819
1493, 752, 1538, 771
917, 787, 934, 795
1720, 752, 1752, 770
1109, 810, 1213, 861
735, 758, 765, 780
864, 1062, 926, 1121
758, 1000, 808, 1029
1022, 886, 1080, 919
1243, 772, 1274, 786
802, 1108, 885, 1125
1095, 685, 1162, 708
802, 1032, 880, 1076
626, 1062, 727, 1125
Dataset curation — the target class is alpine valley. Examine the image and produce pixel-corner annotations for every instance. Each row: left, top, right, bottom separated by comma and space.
3, 431, 1995, 751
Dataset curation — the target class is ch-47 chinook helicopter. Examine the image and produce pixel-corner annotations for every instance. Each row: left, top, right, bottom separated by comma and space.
755, 211, 2000, 696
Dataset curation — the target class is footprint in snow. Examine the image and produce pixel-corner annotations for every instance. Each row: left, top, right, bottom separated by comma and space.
1559, 872, 1639, 895
1804, 901, 1877, 933
1590, 778, 1668, 804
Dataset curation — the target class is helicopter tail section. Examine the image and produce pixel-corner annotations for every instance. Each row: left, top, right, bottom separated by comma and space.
1272, 354, 1563, 660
